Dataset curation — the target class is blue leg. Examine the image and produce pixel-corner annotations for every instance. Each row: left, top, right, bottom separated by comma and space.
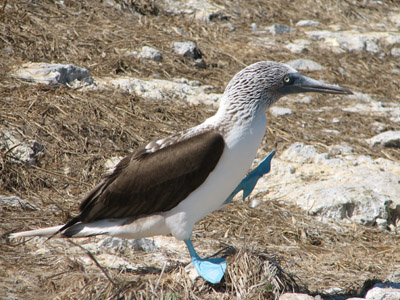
224, 150, 276, 205
184, 239, 227, 284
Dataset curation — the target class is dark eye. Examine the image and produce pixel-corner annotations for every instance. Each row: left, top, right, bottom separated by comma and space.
283, 75, 294, 85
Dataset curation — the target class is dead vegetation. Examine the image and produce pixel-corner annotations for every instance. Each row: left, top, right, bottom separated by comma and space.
1, 0, 400, 299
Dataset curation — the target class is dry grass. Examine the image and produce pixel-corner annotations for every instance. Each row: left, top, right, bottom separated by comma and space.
1, 0, 400, 299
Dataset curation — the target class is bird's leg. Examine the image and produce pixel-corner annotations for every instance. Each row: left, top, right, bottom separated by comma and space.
184, 239, 227, 284
224, 150, 276, 205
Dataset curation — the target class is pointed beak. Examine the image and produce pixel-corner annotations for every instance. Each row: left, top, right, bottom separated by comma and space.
278, 73, 353, 95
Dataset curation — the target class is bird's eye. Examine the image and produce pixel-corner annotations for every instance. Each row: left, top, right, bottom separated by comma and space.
283, 75, 293, 84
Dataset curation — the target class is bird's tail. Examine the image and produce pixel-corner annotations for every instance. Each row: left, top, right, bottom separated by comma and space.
9, 225, 64, 238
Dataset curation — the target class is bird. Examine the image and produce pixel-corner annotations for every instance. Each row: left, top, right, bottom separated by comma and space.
10, 61, 352, 284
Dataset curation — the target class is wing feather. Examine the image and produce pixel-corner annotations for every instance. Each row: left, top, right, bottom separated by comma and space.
75, 130, 225, 224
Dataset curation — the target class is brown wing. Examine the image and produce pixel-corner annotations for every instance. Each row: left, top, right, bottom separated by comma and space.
72, 130, 225, 224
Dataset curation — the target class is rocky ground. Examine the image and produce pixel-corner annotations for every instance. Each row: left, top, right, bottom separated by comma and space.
1, 0, 400, 299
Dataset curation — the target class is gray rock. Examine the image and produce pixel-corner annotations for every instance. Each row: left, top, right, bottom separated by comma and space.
270, 107, 292, 117
0, 130, 44, 164
287, 59, 323, 71
0, 195, 38, 211
102, 76, 221, 106
12, 62, 93, 86
138, 46, 162, 61
295, 20, 320, 27
389, 12, 400, 28
366, 131, 400, 148
285, 39, 311, 54
173, 41, 202, 59
266, 24, 292, 35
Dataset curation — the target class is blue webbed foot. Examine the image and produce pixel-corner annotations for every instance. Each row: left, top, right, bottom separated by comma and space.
192, 256, 227, 284
224, 150, 276, 205
184, 239, 227, 284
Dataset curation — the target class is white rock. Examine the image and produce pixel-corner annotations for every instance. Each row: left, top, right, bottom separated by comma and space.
102, 76, 221, 106
366, 286, 400, 300
391, 48, 400, 57
158, 0, 227, 22
287, 59, 323, 71
270, 107, 292, 116
255, 143, 400, 227
306, 30, 400, 54
173, 41, 202, 59
280, 143, 319, 164
285, 39, 311, 54
99, 237, 158, 253
0, 130, 44, 164
0, 195, 38, 211
138, 46, 162, 61
12, 62, 93, 86
266, 24, 292, 35
366, 131, 400, 148
389, 12, 400, 28
279, 293, 315, 300
295, 20, 320, 27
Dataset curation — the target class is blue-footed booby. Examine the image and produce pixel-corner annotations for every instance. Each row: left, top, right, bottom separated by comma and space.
10, 61, 352, 284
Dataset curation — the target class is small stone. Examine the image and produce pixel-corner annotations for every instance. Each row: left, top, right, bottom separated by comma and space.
287, 59, 323, 71
270, 107, 292, 116
280, 143, 318, 164
104, 156, 123, 174
391, 48, 400, 57
295, 20, 320, 27
375, 218, 387, 229
173, 41, 202, 59
279, 293, 315, 300
285, 39, 311, 54
138, 46, 163, 61
266, 24, 292, 35
366, 131, 400, 148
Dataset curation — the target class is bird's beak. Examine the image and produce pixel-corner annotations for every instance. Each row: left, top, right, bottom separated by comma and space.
278, 73, 353, 95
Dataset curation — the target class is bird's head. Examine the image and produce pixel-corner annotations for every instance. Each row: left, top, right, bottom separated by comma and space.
221, 61, 352, 112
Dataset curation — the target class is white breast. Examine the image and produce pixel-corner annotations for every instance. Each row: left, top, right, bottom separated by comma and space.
165, 110, 267, 240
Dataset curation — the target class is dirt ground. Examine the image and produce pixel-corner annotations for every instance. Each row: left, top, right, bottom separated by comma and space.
1, 0, 400, 299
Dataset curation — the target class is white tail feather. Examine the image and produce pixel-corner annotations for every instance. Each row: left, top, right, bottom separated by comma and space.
10, 225, 64, 238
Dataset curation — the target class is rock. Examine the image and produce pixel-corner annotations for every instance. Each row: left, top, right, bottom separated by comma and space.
104, 156, 123, 174
287, 59, 323, 71
391, 48, 400, 57
255, 143, 400, 228
266, 24, 292, 35
138, 46, 163, 61
158, 0, 228, 23
280, 143, 319, 164
285, 39, 311, 54
173, 41, 202, 59
12, 62, 93, 86
366, 131, 400, 148
389, 12, 400, 28
0, 129, 44, 165
365, 284, 400, 300
279, 293, 316, 300
102, 76, 221, 106
0, 195, 38, 211
295, 20, 320, 27
270, 107, 293, 117
306, 30, 400, 54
